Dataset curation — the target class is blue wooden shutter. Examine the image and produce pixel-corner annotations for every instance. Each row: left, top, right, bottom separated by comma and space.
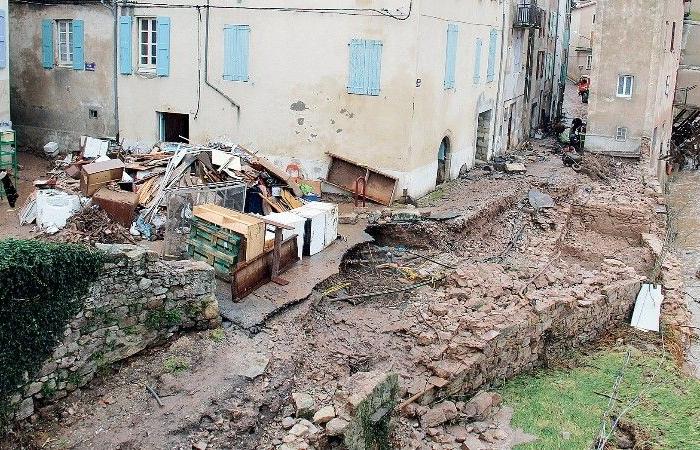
223, 26, 233, 80
348, 39, 366, 94
224, 25, 250, 81
119, 15, 132, 74
473, 38, 482, 85
487, 29, 497, 82
366, 40, 382, 96
0, 10, 6, 69
156, 16, 170, 76
444, 24, 458, 89
42, 19, 53, 69
72, 20, 84, 70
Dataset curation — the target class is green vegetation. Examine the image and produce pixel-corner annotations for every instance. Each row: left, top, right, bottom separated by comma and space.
499, 347, 700, 449
145, 308, 182, 330
163, 356, 190, 374
0, 239, 103, 423
209, 328, 225, 343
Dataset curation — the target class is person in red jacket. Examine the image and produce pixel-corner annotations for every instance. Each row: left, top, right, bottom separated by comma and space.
578, 76, 590, 103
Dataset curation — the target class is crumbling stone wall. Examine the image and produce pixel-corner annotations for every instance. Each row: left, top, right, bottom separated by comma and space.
571, 200, 654, 239
12, 244, 219, 421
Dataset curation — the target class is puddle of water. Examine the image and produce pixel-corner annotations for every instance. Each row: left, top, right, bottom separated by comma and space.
667, 171, 700, 378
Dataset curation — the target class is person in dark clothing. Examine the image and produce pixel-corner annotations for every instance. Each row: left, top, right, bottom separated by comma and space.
0, 170, 18, 208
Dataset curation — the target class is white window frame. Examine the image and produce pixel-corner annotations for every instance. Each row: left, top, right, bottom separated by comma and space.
585, 54, 592, 70
616, 75, 634, 98
56, 19, 73, 66
138, 17, 158, 71
615, 126, 628, 142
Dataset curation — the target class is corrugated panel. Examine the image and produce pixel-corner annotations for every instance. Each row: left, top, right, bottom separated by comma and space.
156, 16, 170, 76
444, 23, 458, 89
72, 19, 84, 70
42, 19, 53, 69
118, 15, 132, 74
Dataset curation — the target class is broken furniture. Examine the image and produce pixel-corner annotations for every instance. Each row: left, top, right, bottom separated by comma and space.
187, 215, 243, 280
92, 188, 139, 228
324, 153, 398, 206
231, 215, 297, 300
80, 159, 125, 196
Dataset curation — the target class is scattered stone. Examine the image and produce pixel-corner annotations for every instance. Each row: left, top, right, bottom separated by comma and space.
460, 434, 485, 450
192, 441, 207, 450
282, 416, 296, 429
464, 392, 501, 420
292, 392, 315, 419
421, 401, 458, 428
505, 162, 526, 173
325, 417, 348, 436
289, 423, 309, 437
528, 190, 555, 209
312, 405, 335, 424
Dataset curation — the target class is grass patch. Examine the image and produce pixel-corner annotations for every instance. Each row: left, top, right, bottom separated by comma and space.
499, 347, 700, 449
209, 328, 225, 343
163, 356, 190, 374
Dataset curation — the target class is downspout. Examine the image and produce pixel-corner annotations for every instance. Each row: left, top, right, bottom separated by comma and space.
491, 0, 507, 156
204, 0, 241, 119
101, 0, 119, 139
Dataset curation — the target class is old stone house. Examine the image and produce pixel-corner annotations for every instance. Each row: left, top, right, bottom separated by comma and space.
10, 0, 571, 198
9, 0, 117, 150
567, 0, 595, 82
586, 0, 685, 179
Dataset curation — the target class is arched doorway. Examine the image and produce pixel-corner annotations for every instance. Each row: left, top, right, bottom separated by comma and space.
436, 136, 450, 185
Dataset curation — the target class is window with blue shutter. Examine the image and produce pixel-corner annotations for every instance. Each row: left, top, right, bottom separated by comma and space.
473, 38, 482, 85
347, 39, 382, 96
487, 29, 497, 82
444, 24, 458, 89
0, 10, 6, 69
156, 16, 170, 76
42, 19, 53, 69
223, 25, 250, 82
72, 20, 84, 70
119, 15, 132, 74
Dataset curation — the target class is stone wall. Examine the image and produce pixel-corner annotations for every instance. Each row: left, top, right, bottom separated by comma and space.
11, 244, 220, 421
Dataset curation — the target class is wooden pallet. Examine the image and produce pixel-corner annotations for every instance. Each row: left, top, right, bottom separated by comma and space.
193, 204, 265, 261
187, 217, 242, 280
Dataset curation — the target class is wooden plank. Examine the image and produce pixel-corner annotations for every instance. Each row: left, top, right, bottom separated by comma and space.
231, 236, 299, 300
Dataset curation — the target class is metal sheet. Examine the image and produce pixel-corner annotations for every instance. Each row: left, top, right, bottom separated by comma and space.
325, 153, 397, 206
631, 283, 664, 332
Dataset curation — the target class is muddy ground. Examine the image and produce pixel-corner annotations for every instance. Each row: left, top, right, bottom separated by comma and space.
2, 134, 674, 450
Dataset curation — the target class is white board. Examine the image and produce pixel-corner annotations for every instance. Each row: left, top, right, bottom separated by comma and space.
630, 283, 664, 332
83, 137, 109, 158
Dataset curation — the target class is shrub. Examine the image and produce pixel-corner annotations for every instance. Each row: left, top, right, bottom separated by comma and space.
0, 239, 103, 423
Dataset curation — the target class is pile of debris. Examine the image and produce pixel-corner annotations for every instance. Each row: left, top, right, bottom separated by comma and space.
19, 138, 323, 247
48, 205, 135, 245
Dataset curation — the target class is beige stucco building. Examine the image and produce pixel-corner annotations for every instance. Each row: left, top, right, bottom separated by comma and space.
586, 0, 684, 178
8, 0, 572, 198
116, 0, 508, 198
567, 0, 595, 82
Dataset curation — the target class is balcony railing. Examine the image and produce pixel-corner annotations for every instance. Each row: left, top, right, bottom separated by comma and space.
514, 3, 543, 29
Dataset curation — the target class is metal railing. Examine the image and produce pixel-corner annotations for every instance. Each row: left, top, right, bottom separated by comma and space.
514, 3, 543, 29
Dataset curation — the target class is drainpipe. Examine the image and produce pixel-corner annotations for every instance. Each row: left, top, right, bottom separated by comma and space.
204, 0, 241, 118
491, 0, 508, 156
101, 0, 119, 140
